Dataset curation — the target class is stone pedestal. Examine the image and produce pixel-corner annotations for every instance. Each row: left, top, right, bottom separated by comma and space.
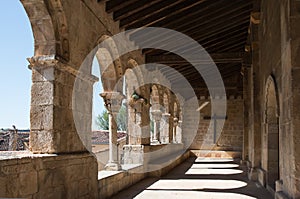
100, 92, 124, 171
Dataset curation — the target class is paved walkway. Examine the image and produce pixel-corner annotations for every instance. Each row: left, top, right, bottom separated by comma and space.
111, 157, 273, 199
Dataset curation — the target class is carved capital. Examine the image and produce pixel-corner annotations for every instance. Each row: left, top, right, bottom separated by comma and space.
27, 55, 58, 70
151, 110, 162, 121
162, 113, 171, 120
100, 92, 125, 116
178, 120, 182, 128
129, 98, 149, 113
173, 117, 179, 126
28, 55, 99, 84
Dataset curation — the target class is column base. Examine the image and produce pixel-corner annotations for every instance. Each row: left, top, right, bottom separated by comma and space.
248, 167, 258, 181
151, 140, 161, 145
105, 162, 122, 171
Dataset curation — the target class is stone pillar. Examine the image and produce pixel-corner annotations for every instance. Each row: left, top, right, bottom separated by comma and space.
100, 92, 124, 171
176, 120, 182, 144
242, 66, 250, 163
151, 110, 162, 144
28, 55, 98, 153
248, 12, 261, 181
173, 117, 178, 143
161, 113, 170, 143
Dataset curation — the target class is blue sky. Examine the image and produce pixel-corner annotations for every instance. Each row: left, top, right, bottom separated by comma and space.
0, 1, 104, 130
0, 1, 33, 129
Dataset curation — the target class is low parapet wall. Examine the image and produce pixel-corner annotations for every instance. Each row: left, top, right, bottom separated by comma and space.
0, 151, 98, 199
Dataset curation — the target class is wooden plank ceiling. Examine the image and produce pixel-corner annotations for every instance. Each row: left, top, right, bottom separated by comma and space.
103, 0, 254, 99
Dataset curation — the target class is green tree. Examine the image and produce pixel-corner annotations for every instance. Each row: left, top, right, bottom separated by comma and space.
117, 106, 127, 131
96, 105, 127, 131
96, 110, 109, 130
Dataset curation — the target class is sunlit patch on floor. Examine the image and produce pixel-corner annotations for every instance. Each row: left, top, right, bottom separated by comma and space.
185, 168, 243, 175
146, 179, 247, 190
195, 158, 234, 163
190, 163, 239, 169
134, 190, 257, 199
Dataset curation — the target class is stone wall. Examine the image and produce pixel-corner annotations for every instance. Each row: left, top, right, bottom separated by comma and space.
246, 0, 300, 197
189, 99, 244, 151
0, 152, 98, 199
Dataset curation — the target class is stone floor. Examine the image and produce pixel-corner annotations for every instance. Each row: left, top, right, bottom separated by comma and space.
111, 157, 273, 199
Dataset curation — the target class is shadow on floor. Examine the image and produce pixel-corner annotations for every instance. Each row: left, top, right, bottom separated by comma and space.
110, 157, 273, 199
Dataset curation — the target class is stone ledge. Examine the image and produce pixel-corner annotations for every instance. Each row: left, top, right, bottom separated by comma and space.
98, 164, 145, 199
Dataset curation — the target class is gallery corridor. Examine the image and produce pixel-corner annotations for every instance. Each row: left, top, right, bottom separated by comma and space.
111, 157, 273, 199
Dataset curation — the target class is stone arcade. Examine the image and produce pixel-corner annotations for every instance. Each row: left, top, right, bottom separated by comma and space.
0, 0, 300, 198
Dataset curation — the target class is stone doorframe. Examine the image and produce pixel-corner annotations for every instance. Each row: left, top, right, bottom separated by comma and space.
260, 75, 280, 191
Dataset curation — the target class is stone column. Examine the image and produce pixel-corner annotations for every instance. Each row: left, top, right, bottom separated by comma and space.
151, 110, 162, 144
100, 92, 124, 171
161, 113, 170, 143
173, 117, 178, 143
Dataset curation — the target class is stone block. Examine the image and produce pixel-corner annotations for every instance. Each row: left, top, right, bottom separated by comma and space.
31, 82, 54, 106
0, 176, 7, 196
19, 171, 38, 196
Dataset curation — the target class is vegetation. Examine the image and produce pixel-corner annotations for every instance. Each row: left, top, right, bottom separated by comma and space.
96, 105, 127, 131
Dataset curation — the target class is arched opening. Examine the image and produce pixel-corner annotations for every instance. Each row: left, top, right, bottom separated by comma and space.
0, 1, 33, 151
91, 43, 127, 171
264, 76, 280, 190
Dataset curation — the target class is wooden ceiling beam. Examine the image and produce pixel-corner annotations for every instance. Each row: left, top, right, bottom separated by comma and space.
146, 53, 244, 64
174, 2, 252, 37
113, 0, 163, 21
211, 38, 247, 53
129, 0, 242, 43
150, 0, 215, 28
106, 0, 139, 13
123, 0, 207, 29
143, 13, 250, 55
120, 0, 187, 28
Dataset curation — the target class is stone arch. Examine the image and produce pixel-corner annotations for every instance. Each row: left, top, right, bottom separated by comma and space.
95, 48, 119, 92
97, 35, 124, 79
126, 58, 146, 96
21, 0, 69, 59
124, 58, 151, 145
262, 75, 280, 190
